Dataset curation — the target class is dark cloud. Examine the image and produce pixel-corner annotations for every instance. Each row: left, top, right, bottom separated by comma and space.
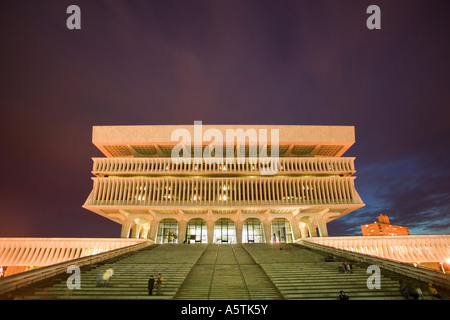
0, 0, 449, 238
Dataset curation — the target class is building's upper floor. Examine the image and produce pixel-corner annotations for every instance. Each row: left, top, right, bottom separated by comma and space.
92, 125, 356, 159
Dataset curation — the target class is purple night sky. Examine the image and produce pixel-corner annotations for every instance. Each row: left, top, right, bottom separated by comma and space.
0, 0, 449, 238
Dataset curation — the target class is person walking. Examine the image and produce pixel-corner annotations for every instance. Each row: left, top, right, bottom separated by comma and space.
416, 286, 424, 300
102, 267, 114, 287
156, 274, 163, 295
96, 269, 104, 287
148, 275, 155, 296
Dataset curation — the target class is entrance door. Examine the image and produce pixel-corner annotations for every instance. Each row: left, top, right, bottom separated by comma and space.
271, 218, 293, 243
157, 219, 179, 244
243, 218, 265, 243
185, 218, 207, 243
214, 218, 236, 244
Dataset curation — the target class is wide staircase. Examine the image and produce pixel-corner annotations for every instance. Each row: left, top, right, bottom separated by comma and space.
21, 244, 207, 300
3, 243, 448, 300
174, 244, 283, 300
243, 243, 438, 300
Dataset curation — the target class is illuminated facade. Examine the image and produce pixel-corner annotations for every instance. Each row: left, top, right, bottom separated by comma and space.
361, 214, 410, 236
83, 125, 365, 244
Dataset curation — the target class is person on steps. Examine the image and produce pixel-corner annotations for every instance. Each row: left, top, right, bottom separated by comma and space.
156, 274, 163, 295
102, 268, 114, 287
148, 275, 155, 295
96, 269, 105, 287
339, 290, 349, 300
428, 283, 441, 299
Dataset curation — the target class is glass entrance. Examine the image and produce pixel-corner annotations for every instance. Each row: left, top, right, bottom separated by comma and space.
271, 218, 293, 243
185, 218, 207, 243
157, 219, 179, 244
243, 218, 265, 243
214, 218, 236, 244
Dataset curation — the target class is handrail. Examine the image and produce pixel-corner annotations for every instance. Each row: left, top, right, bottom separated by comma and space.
207, 245, 220, 300
297, 239, 450, 290
231, 245, 251, 300
0, 239, 154, 296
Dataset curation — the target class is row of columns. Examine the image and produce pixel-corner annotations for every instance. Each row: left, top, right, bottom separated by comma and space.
120, 216, 330, 243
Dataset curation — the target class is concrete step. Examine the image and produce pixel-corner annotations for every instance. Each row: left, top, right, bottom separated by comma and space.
15, 243, 445, 301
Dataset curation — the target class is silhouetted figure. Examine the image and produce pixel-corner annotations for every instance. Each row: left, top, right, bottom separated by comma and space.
339, 290, 349, 300
96, 270, 104, 287
148, 275, 155, 295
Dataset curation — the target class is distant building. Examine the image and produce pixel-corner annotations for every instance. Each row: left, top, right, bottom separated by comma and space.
361, 214, 410, 236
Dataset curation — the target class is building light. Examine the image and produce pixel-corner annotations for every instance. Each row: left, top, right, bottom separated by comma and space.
223, 195, 227, 201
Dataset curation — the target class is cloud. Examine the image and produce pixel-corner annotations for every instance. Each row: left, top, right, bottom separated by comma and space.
328, 154, 450, 236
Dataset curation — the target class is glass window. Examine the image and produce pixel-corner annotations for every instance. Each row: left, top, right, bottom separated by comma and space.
156, 219, 179, 244
185, 218, 207, 244
214, 218, 236, 244
271, 218, 293, 243
243, 218, 265, 243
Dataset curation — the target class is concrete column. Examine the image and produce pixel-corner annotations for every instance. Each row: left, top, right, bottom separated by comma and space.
299, 222, 309, 238
307, 220, 317, 237
317, 218, 329, 237
235, 220, 243, 244
263, 220, 272, 244
178, 220, 187, 244
131, 222, 141, 239
140, 224, 150, 239
120, 219, 132, 238
149, 220, 159, 243
291, 220, 300, 242
207, 220, 215, 244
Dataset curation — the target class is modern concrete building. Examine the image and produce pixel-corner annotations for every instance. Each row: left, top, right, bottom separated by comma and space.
1, 125, 450, 299
83, 124, 365, 244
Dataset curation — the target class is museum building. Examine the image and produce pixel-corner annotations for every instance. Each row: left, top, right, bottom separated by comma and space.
83, 125, 365, 244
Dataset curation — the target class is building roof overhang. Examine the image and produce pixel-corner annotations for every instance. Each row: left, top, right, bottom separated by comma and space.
92, 125, 355, 158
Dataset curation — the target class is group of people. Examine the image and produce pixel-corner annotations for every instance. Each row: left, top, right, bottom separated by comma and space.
340, 282, 442, 301
400, 281, 442, 300
147, 274, 163, 295
94, 268, 163, 295
96, 268, 114, 287
338, 261, 353, 273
